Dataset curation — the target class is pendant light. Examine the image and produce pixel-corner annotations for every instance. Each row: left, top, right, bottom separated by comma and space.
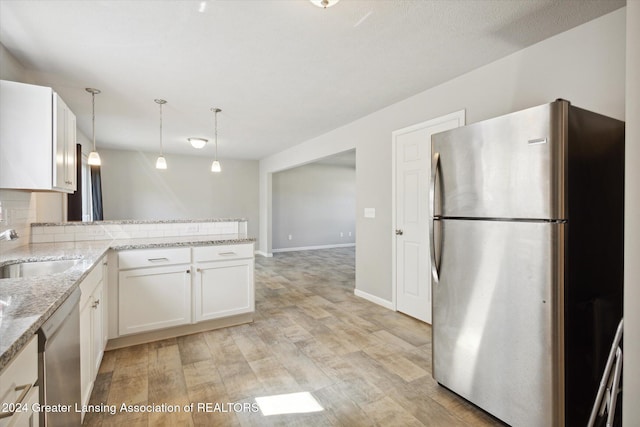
211, 108, 222, 173
155, 99, 167, 170
310, 0, 340, 8
85, 88, 101, 166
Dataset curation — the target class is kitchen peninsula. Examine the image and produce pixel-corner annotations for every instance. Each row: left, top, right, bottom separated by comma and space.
0, 218, 256, 372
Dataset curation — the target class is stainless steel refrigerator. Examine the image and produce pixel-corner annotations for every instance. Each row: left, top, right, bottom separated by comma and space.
430, 99, 624, 427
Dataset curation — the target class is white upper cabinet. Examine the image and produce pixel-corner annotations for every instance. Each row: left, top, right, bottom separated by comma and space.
0, 80, 77, 193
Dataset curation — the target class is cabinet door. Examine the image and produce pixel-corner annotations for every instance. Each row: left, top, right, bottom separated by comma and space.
119, 265, 191, 335
101, 259, 109, 349
91, 282, 104, 377
0, 80, 52, 190
79, 296, 93, 409
66, 107, 77, 190
194, 259, 254, 322
52, 95, 76, 192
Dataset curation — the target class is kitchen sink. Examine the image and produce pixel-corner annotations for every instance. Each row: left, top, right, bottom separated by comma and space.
0, 259, 81, 279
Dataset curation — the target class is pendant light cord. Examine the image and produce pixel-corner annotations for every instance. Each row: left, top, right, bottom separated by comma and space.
91, 92, 96, 151
159, 101, 163, 155
214, 109, 218, 160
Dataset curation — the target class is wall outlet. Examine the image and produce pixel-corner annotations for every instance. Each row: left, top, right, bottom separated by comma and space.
340, 232, 344, 237
288, 234, 293, 240
348, 231, 352, 237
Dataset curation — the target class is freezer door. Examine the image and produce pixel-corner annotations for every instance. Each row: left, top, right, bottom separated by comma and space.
431, 101, 567, 220
432, 219, 564, 427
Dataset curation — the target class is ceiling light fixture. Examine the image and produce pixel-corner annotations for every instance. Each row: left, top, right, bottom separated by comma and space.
155, 99, 167, 170
310, 0, 340, 8
188, 137, 208, 149
210, 108, 222, 173
85, 88, 102, 166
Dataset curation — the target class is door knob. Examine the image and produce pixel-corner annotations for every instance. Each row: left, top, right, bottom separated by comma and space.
395, 229, 403, 235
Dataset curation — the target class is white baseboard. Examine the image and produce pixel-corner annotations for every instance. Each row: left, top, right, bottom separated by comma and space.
254, 250, 273, 258
272, 243, 355, 253
354, 289, 394, 310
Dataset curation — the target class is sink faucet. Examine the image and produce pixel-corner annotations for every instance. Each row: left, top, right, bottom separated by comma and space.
0, 229, 19, 241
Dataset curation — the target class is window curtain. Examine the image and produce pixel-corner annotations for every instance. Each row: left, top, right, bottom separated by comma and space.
91, 164, 104, 220
67, 144, 83, 221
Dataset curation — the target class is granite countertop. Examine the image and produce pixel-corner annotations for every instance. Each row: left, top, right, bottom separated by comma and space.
0, 234, 256, 371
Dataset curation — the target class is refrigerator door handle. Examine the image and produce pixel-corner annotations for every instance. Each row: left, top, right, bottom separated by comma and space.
430, 151, 441, 283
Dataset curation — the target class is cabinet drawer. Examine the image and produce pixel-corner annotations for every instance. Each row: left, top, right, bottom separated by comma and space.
118, 247, 190, 270
193, 244, 254, 263
0, 336, 37, 424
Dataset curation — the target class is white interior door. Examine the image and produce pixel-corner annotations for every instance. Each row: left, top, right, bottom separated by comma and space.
393, 111, 465, 323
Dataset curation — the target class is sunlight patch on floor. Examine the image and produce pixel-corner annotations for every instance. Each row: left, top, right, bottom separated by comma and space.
255, 391, 324, 416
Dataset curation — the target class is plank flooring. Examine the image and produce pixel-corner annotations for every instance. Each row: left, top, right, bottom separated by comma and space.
83, 247, 503, 426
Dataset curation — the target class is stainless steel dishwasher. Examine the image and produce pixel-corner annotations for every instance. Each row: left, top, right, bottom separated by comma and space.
38, 287, 81, 426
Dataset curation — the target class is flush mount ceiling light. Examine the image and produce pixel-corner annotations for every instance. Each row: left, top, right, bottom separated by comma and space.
210, 108, 221, 173
85, 88, 101, 166
154, 99, 167, 170
188, 137, 208, 149
310, 0, 340, 8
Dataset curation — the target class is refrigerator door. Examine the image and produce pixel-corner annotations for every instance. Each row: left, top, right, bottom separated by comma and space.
431, 101, 568, 220
432, 219, 564, 427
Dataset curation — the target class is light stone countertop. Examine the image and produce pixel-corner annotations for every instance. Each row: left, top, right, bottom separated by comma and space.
31, 218, 248, 227
0, 234, 255, 371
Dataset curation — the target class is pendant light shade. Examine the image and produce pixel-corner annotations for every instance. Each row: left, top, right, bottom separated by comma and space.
85, 88, 101, 166
211, 108, 222, 173
155, 99, 168, 170
310, 0, 340, 8
87, 151, 101, 166
188, 137, 208, 149
155, 155, 167, 169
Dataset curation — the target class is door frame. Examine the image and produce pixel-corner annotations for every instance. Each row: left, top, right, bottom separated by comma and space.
391, 110, 465, 318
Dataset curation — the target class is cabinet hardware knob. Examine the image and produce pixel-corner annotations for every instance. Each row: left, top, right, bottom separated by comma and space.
186, 269, 191, 274
395, 229, 404, 235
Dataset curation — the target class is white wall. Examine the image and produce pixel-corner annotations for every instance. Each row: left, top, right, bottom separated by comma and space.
99, 149, 259, 239
624, 2, 639, 425
272, 162, 355, 250
259, 9, 626, 302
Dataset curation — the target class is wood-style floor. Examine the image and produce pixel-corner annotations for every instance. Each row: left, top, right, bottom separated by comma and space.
84, 248, 503, 426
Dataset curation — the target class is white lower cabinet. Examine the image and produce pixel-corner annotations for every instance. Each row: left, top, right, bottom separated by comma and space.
194, 245, 254, 322
0, 336, 39, 427
118, 250, 192, 336
195, 260, 254, 321
114, 244, 254, 340
79, 256, 107, 421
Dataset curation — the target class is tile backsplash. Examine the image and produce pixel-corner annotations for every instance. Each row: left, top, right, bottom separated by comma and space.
30, 220, 247, 243
0, 189, 36, 253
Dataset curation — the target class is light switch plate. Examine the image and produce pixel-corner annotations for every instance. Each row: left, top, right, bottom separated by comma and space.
364, 208, 375, 218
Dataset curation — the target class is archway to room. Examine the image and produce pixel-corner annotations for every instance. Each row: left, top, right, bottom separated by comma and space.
266, 149, 356, 290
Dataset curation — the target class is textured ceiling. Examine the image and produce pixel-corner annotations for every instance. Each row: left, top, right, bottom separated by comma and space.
0, 0, 625, 160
